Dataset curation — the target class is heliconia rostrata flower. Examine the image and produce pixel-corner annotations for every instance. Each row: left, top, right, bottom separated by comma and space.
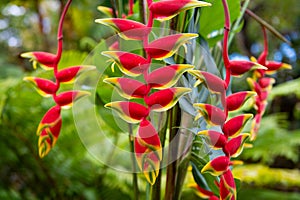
22, 0, 292, 199
248, 26, 292, 140
21, 0, 93, 158
97, 0, 211, 185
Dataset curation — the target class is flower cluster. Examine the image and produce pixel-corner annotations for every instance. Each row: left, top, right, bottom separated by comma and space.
189, 0, 267, 199
248, 26, 292, 140
97, 0, 211, 184
21, 0, 92, 158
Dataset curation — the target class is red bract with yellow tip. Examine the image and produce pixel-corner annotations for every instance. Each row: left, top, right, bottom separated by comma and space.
147, 64, 194, 89
145, 33, 198, 60
223, 134, 249, 158
24, 77, 57, 97
228, 60, 266, 76
95, 18, 150, 40
105, 101, 149, 124
201, 156, 230, 176
134, 120, 162, 185
198, 130, 227, 149
220, 170, 236, 200
21, 51, 57, 70
222, 114, 252, 138
104, 77, 149, 99
56, 65, 95, 83
194, 103, 226, 126
226, 91, 256, 111
149, 0, 211, 21
54, 91, 90, 108
145, 87, 191, 112
102, 51, 148, 77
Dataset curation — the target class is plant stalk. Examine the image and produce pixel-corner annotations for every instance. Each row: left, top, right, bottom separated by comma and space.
129, 124, 139, 200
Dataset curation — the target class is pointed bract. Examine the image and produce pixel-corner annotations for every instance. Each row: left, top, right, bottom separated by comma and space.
265, 61, 292, 74
228, 60, 266, 76
24, 77, 57, 97
198, 130, 227, 149
149, 0, 211, 21
147, 64, 194, 89
105, 101, 149, 124
95, 18, 150, 40
54, 90, 90, 109
102, 51, 148, 77
222, 114, 253, 137
145, 33, 198, 60
226, 91, 256, 111
201, 156, 230, 176
104, 77, 149, 99
194, 103, 226, 126
223, 134, 249, 157
37, 105, 61, 136
21, 51, 57, 70
220, 170, 236, 200
56, 65, 95, 83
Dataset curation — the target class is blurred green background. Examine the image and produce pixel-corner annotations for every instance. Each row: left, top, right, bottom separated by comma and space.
0, 0, 300, 199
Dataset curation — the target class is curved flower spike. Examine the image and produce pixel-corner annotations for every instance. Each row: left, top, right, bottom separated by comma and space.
223, 134, 250, 158
226, 91, 256, 111
21, 51, 57, 70
38, 118, 62, 158
201, 156, 230, 176
36, 105, 62, 158
222, 114, 253, 138
145, 33, 198, 60
198, 130, 227, 149
193, 103, 226, 126
220, 170, 236, 200
54, 90, 90, 109
23, 77, 57, 97
265, 61, 292, 75
104, 77, 149, 99
102, 51, 148, 77
56, 65, 95, 84
145, 87, 191, 112
147, 64, 194, 89
105, 101, 149, 124
149, 0, 211, 21
134, 120, 162, 185
95, 18, 150, 40
228, 60, 266, 76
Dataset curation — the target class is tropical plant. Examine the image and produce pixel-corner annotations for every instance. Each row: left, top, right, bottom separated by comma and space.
20, 0, 293, 199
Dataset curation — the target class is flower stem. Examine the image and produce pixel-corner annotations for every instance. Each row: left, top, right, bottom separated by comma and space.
129, 124, 139, 200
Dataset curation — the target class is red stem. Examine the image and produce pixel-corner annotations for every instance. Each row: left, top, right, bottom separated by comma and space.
221, 0, 231, 89
129, 0, 134, 15
55, 0, 73, 64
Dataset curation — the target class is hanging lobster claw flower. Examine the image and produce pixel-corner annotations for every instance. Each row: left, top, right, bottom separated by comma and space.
134, 120, 162, 185
54, 90, 90, 109
104, 77, 149, 99
102, 51, 148, 77
228, 60, 266, 76
21, 51, 57, 70
193, 103, 226, 126
145, 87, 191, 112
36, 105, 62, 158
198, 130, 227, 149
95, 18, 150, 40
265, 61, 292, 75
145, 33, 198, 60
201, 156, 242, 176
56, 65, 95, 84
226, 91, 256, 111
258, 77, 275, 89
105, 101, 149, 124
147, 64, 194, 89
222, 114, 253, 138
149, 0, 211, 21
223, 134, 250, 157
220, 170, 236, 200
23, 77, 57, 97
250, 114, 262, 141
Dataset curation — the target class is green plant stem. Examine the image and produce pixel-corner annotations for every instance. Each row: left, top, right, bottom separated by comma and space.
129, 124, 139, 200
228, 0, 250, 46
245, 9, 290, 45
152, 113, 169, 200
139, 0, 145, 23
165, 105, 180, 200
